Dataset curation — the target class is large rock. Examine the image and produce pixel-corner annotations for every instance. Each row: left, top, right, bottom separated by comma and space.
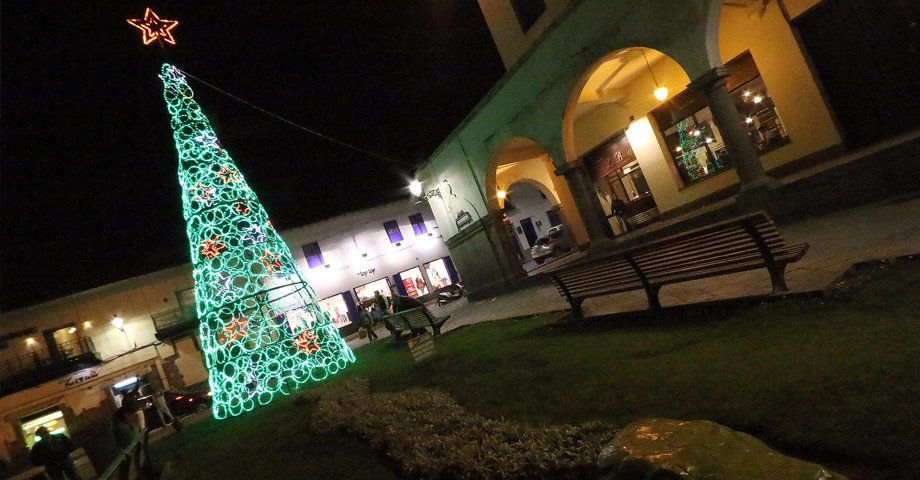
597, 419, 847, 480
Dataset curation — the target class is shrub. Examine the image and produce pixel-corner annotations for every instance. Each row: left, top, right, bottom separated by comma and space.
298, 379, 616, 479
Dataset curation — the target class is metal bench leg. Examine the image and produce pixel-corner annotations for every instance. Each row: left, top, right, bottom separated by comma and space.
646, 285, 662, 310
570, 298, 585, 318
769, 262, 790, 293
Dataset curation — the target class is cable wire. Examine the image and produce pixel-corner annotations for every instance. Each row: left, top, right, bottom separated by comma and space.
176, 68, 416, 168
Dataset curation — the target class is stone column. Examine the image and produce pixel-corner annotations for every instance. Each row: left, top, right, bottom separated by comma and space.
555, 161, 611, 246
689, 67, 779, 195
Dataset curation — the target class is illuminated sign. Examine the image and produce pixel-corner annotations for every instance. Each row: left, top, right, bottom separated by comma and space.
61, 368, 100, 388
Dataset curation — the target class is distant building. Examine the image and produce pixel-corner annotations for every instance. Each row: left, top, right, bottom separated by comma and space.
416, 0, 918, 299
0, 199, 456, 474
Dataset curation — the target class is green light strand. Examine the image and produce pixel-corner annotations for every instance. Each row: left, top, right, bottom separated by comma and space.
159, 63, 354, 419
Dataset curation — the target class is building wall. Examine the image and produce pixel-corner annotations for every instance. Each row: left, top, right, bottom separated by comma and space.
478, 0, 574, 69
281, 200, 451, 301
718, 1, 841, 170
0, 266, 193, 365
781, 0, 825, 18
420, 0, 851, 298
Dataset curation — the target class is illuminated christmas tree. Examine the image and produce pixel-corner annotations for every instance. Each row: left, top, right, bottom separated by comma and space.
159, 63, 354, 419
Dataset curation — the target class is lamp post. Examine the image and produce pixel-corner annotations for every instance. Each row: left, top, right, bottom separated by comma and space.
111, 316, 137, 349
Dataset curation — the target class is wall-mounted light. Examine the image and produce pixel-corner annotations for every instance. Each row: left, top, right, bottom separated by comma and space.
408, 179, 441, 201
83, 321, 92, 329
25, 337, 36, 346
745, 117, 754, 124
112, 315, 136, 349
496, 189, 507, 200
409, 180, 422, 196
641, 49, 668, 102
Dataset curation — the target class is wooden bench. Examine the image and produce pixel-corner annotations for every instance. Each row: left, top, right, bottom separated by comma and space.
380, 307, 450, 340
552, 211, 809, 317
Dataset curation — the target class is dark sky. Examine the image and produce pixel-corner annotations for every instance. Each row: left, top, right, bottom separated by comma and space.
0, 2, 505, 311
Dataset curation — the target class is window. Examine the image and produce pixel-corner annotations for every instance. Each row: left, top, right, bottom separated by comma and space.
734, 79, 790, 152
409, 213, 427, 235
651, 51, 789, 186
661, 106, 731, 185
302, 242, 324, 269
510, 0, 546, 32
383, 220, 403, 244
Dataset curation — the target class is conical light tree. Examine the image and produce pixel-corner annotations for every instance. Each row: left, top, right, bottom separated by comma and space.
159, 63, 354, 419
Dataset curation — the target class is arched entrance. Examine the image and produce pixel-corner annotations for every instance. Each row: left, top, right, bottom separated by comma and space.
562, 47, 701, 234
487, 138, 587, 271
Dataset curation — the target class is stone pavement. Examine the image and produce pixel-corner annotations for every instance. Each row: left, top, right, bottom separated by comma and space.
348, 194, 920, 350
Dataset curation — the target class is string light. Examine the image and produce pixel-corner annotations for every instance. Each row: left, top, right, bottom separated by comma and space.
127, 8, 179, 46
159, 63, 354, 419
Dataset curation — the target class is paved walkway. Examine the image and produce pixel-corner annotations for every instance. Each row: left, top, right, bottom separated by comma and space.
348, 195, 920, 349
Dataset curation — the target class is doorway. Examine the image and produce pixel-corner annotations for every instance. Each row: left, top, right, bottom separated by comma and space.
795, 0, 920, 146
519, 218, 538, 247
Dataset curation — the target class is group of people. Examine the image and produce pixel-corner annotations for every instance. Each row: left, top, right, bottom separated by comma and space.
28, 384, 180, 480
357, 289, 425, 341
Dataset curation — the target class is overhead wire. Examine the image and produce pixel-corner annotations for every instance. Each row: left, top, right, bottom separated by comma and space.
176, 67, 416, 168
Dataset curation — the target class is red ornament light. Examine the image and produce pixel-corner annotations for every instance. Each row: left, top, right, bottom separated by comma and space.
260, 250, 282, 274
127, 8, 179, 46
218, 317, 248, 345
200, 236, 227, 259
235, 201, 250, 215
294, 330, 321, 355
216, 166, 239, 184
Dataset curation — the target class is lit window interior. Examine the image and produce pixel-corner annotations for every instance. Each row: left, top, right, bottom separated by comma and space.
20, 409, 69, 450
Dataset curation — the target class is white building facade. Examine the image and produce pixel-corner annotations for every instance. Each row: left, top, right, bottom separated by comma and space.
0, 199, 456, 475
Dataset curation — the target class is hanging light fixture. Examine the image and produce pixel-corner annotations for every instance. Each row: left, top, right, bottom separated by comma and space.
641, 49, 668, 102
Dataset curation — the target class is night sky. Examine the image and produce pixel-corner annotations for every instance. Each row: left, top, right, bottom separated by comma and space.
0, 2, 505, 311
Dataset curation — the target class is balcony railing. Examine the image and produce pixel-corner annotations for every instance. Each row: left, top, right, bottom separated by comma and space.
0, 337, 102, 395
151, 307, 198, 340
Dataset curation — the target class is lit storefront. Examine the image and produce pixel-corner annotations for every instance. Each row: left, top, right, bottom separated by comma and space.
285, 200, 460, 333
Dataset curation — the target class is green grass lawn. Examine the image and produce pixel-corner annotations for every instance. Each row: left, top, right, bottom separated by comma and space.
153, 258, 920, 479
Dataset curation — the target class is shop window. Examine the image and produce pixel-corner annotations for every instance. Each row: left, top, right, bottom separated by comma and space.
383, 220, 403, 244
409, 213, 427, 235
510, 0, 545, 32
661, 107, 731, 184
354, 277, 392, 305
729, 74, 790, 154
651, 51, 789, 186
317, 294, 352, 329
302, 242, 324, 269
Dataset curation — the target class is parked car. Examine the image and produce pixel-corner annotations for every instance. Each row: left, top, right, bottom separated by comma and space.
530, 225, 572, 265
142, 390, 211, 428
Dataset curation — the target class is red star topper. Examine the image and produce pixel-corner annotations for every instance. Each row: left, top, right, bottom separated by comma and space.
294, 330, 321, 355
218, 317, 248, 345
200, 236, 227, 259
127, 8, 179, 46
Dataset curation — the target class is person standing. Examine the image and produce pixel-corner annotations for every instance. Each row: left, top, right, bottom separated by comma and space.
370, 305, 383, 325
151, 390, 181, 431
358, 306, 378, 341
373, 290, 388, 314
29, 427, 81, 480
121, 385, 145, 433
